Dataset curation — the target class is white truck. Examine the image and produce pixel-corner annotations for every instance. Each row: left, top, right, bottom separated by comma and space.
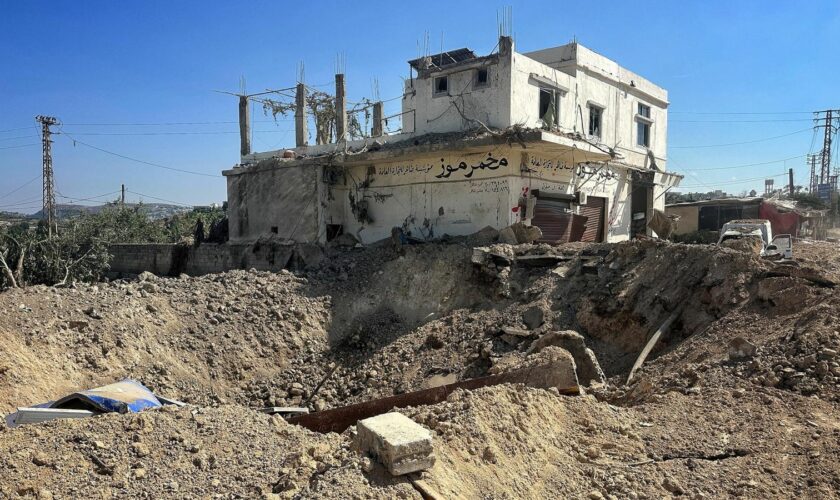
717, 219, 792, 259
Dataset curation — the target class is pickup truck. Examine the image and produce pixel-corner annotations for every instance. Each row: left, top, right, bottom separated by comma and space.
717, 219, 793, 259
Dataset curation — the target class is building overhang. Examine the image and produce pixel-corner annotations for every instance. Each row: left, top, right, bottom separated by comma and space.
223, 129, 615, 177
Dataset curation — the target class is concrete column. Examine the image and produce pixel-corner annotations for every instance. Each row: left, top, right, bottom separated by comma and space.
335, 73, 347, 142
295, 83, 308, 147
499, 35, 514, 55
372, 101, 383, 137
238, 95, 251, 156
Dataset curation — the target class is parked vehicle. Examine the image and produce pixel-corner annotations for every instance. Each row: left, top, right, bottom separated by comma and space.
717, 219, 793, 258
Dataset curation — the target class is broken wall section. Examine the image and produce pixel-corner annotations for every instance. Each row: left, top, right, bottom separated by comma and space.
225, 160, 324, 244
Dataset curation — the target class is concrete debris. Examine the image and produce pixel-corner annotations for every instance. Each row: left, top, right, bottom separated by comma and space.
529, 330, 606, 385
499, 222, 542, 245
522, 306, 545, 330
355, 412, 435, 475
728, 336, 757, 360
293, 243, 324, 269
328, 232, 359, 248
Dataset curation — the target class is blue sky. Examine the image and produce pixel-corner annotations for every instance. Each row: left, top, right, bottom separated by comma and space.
1, 1, 838, 211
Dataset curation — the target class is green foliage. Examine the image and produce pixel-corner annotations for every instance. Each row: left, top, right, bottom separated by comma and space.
0, 204, 226, 289
790, 193, 827, 210
165, 207, 225, 243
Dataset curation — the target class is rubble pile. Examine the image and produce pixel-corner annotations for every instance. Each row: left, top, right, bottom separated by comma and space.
2, 237, 840, 497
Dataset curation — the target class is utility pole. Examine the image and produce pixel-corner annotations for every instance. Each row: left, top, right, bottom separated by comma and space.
814, 109, 840, 184
808, 154, 819, 193
36, 115, 59, 237
121, 184, 126, 206
789, 168, 794, 196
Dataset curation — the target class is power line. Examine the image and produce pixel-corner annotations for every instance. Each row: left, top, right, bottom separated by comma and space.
678, 172, 788, 189
0, 174, 41, 200
671, 118, 815, 123
677, 154, 807, 172
126, 189, 193, 207
62, 119, 290, 126
59, 129, 293, 137
56, 190, 121, 204
669, 110, 813, 115
59, 131, 221, 178
0, 135, 37, 142
0, 143, 40, 150
0, 196, 44, 208
669, 128, 812, 149
0, 126, 38, 134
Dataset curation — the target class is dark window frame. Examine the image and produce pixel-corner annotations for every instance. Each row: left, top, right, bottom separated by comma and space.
587, 104, 603, 138
635, 102, 653, 148
474, 67, 490, 88
433, 76, 449, 96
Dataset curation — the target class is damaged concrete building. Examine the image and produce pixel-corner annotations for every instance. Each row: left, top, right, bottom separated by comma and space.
223, 36, 682, 245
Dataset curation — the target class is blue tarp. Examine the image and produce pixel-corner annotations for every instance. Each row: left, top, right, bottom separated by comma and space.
50, 378, 162, 414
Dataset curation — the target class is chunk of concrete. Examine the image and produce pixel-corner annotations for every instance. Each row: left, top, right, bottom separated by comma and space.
355, 412, 435, 476
529, 330, 606, 386
522, 306, 545, 330
499, 226, 518, 245
293, 243, 323, 269
499, 222, 543, 245
728, 336, 757, 360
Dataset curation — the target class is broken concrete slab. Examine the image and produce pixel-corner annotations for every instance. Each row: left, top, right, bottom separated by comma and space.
499, 222, 542, 244
529, 331, 606, 386
522, 306, 545, 330
355, 412, 435, 475
293, 243, 324, 269
499, 226, 518, 245
6, 408, 96, 428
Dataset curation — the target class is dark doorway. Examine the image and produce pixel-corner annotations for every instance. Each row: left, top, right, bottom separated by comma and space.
631, 185, 650, 238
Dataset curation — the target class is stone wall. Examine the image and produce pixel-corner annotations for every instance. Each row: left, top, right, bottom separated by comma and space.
108, 242, 321, 277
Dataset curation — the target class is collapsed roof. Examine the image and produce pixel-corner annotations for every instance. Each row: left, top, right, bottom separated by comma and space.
408, 48, 477, 71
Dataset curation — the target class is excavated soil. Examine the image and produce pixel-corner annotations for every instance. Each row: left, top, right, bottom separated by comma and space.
2, 238, 840, 498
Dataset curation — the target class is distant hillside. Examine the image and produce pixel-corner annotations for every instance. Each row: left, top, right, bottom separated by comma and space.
25, 203, 193, 221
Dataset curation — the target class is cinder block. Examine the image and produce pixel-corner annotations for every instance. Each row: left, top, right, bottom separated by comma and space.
355, 412, 435, 475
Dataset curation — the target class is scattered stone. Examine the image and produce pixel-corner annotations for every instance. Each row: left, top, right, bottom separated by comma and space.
32, 452, 51, 467
728, 337, 757, 360
522, 306, 545, 330
662, 477, 685, 495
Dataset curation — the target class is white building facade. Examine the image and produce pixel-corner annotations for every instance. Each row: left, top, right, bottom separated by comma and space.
224, 37, 681, 245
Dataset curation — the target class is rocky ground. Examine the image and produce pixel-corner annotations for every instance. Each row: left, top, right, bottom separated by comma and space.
1, 237, 840, 498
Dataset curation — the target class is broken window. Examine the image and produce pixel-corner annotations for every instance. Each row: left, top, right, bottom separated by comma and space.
433, 76, 448, 96
636, 103, 652, 148
588, 104, 602, 138
475, 68, 489, 88
539, 88, 560, 129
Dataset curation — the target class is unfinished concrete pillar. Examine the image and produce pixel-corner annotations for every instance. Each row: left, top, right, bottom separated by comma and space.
372, 101, 383, 137
499, 35, 514, 55
238, 95, 251, 156
295, 83, 308, 147
335, 73, 347, 142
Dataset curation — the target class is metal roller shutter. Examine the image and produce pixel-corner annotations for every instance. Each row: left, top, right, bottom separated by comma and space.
532, 198, 587, 243
579, 196, 606, 242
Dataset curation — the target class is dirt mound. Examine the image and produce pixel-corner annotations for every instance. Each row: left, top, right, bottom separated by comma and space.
0, 270, 331, 413
2, 238, 840, 498
407, 383, 836, 499
0, 405, 417, 499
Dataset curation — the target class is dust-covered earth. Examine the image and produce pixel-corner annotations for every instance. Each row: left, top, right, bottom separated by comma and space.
2, 238, 840, 498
